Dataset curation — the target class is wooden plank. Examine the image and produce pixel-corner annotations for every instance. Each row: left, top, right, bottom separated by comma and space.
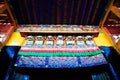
116, 39, 120, 53
101, 27, 120, 54
111, 6, 120, 18
0, 26, 15, 51
4, 0, 17, 27
0, 3, 6, 12
0, 14, 7, 16
100, 0, 114, 27
20, 31, 99, 37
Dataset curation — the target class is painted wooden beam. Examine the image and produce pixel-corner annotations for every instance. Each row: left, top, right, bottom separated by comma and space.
100, 0, 114, 27
111, 6, 120, 18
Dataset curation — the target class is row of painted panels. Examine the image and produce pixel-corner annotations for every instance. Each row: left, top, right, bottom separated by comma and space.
15, 53, 107, 68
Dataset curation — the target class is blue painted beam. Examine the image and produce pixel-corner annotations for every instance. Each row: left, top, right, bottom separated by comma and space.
48, 0, 51, 24
89, 0, 97, 25
78, 0, 86, 25
67, 0, 72, 24
54, 0, 57, 24
17, 0, 25, 24
84, 0, 92, 25
94, 0, 103, 25
72, 0, 79, 24
61, 0, 65, 24
40, 0, 45, 24
26, 0, 34, 24
19, 0, 28, 24
11, 0, 22, 24
34, 0, 40, 24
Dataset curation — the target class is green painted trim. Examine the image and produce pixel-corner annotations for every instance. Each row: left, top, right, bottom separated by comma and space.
18, 50, 104, 57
